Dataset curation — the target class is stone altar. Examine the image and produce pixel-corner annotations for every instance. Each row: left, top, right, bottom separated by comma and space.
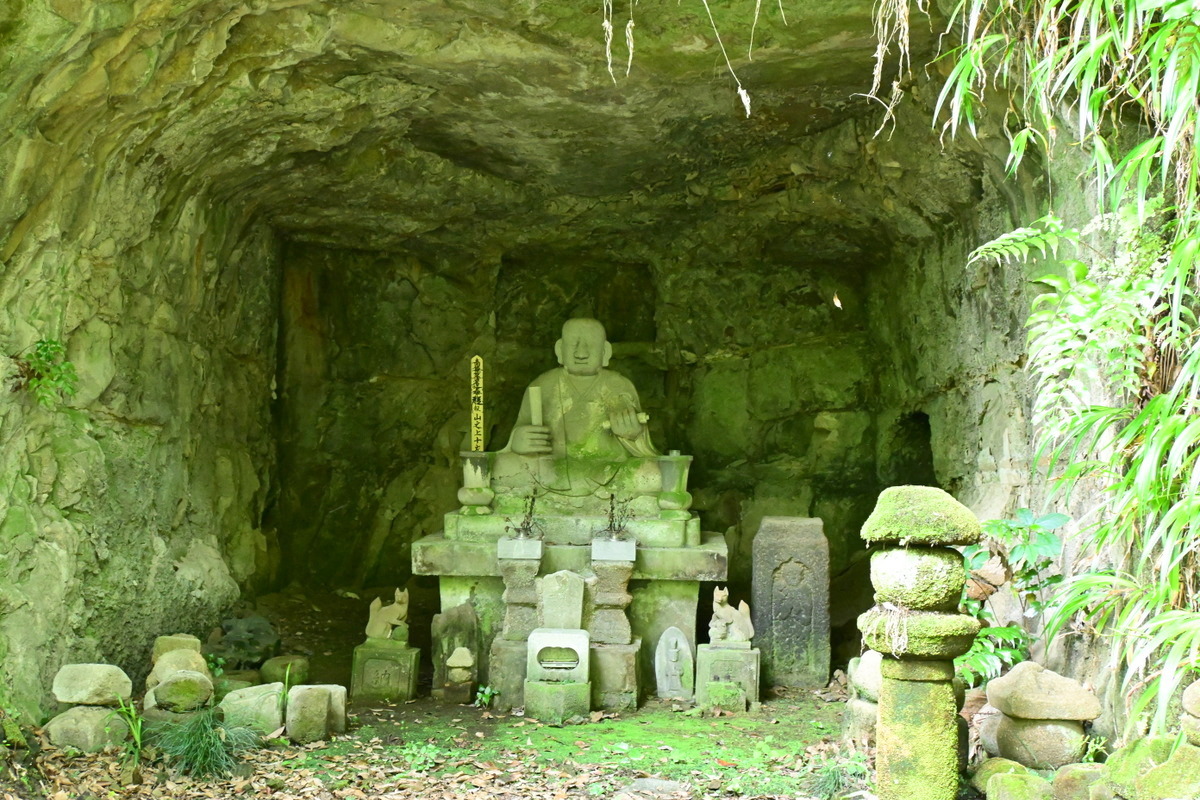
412, 318, 727, 708
695, 587, 761, 712
351, 587, 420, 704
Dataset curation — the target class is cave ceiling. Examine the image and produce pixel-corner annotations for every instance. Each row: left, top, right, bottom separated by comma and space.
4, 0, 955, 268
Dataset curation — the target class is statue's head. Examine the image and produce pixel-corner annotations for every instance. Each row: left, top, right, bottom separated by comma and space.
555, 318, 612, 376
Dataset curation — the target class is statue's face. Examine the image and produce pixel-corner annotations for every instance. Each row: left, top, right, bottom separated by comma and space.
559, 321, 606, 376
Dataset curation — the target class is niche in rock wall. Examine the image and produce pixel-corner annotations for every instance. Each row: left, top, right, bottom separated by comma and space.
877, 411, 937, 487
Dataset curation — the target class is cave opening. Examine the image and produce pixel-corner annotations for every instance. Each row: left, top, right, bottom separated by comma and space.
0, 0, 1044, 713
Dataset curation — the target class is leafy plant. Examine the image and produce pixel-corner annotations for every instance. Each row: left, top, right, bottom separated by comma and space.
150, 707, 260, 778
868, 0, 1200, 737
397, 740, 447, 774
473, 685, 499, 709
955, 625, 1031, 688
10, 339, 77, 408
109, 695, 147, 775
204, 654, 226, 680
971, 509, 1067, 622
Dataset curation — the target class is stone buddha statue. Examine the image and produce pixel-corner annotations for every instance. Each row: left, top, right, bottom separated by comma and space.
493, 318, 659, 496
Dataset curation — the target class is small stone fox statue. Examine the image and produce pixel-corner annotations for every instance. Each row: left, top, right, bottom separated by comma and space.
365, 588, 409, 639
709, 586, 754, 643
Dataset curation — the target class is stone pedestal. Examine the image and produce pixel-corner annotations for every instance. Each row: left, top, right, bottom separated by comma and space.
589, 558, 634, 645
751, 517, 830, 688
351, 639, 419, 704
498, 555, 542, 641
524, 680, 591, 725
591, 639, 640, 710
695, 644, 760, 711
876, 667, 958, 800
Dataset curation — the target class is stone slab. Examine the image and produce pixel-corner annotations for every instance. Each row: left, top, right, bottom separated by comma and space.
629, 579, 701, 700
538, 571, 585, 629
488, 638, 528, 711
987, 662, 1101, 721
351, 640, 419, 704
751, 517, 829, 688
527, 628, 589, 683
654, 626, 694, 700
286, 685, 332, 744
446, 510, 696, 547
524, 680, 590, 725
695, 645, 759, 709
414, 533, 728, 582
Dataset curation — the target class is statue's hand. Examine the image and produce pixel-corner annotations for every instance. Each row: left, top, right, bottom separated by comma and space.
511, 425, 552, 455
608, 408, 642, 440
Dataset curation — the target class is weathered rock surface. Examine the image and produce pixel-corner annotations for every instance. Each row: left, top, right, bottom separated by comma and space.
261, 655, 309, 685
51, 664, 132, 706
1051, 763, 1104, 800
970, 757, 1030, 794
152, 634, 203, 663
285, 685, 344, 744
848, 649, 883, 702
995, 715, 1085, 770
986, 771, 1052, 800
219, 682, 285, 734
44, 706, 128, 752
0, 0, 1040, 723
987, 662, 1101, 721
147, 650, 211, 690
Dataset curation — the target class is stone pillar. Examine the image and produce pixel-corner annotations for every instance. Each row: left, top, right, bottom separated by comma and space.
857, 485, 983, 800
751, 517, 830, 688
488, 538, 543, 710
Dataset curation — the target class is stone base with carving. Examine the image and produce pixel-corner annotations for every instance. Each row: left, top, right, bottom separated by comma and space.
524, 680, 591, 725
351, 639, 419, 704
695, 645, 760, 711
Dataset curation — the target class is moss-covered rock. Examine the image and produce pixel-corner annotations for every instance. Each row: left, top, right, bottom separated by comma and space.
986, 771, 1052, 799
1051, 762, 1105, 800
870, 546, 965, 611
858, 606, 981, 659
971, 756, 1031, 793
1103, 736, 1177, 799
861, 486, 982, 546
1135, 742, 1200, 800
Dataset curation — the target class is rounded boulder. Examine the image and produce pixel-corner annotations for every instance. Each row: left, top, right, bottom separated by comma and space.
52, 663, 132, 706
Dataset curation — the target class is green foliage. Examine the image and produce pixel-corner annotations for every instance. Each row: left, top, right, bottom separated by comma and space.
980, 509, 1066, 620
11, 339, 77, 408
109, 695, 146, 773
150, 707, 260, 778
473, 685, 499, 708
967, 215, 1079, 265
397, 739, 447, 774
868, 0, 1200, 737
204, 654, 226, 680
955, 625, 1032, 687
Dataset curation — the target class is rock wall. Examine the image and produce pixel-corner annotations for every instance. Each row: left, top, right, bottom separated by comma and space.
0, 0, 284, 714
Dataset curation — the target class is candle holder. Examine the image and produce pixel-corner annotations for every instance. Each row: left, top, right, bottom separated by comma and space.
656, 450, 693, 520
458, 451, 495, 515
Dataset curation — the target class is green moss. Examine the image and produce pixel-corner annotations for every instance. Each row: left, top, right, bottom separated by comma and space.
859, 607, 981, 659
1104, 736, 1177, 798
1135, 742, 1200, 800
861, 485, 982, 546
876, 678, 959, 800
971, 757, 1031, 794
986, 772, 1052, 799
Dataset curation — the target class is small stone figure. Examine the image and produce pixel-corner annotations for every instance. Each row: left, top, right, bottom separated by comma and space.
709, 586, 754, 643
365, 589, 409, 640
